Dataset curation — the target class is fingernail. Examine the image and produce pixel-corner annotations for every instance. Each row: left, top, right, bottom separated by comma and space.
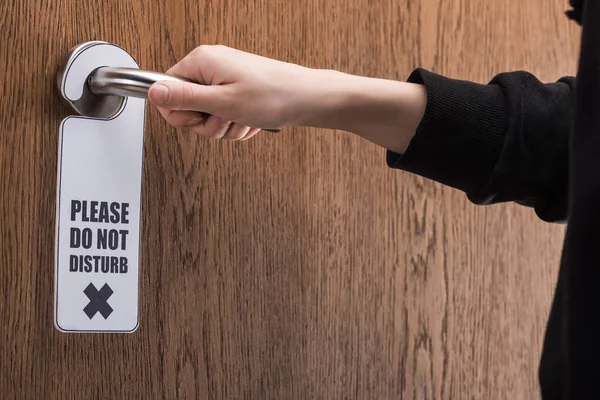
186, 117, 203, 127
149, 84, 170, 105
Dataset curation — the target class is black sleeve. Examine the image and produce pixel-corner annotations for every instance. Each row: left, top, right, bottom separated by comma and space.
566, 0, 584, 23
387, 69, 575, 223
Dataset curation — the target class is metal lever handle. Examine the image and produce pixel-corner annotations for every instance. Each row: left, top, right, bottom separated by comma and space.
88, 67, 191, 99
88, 67, 280, 132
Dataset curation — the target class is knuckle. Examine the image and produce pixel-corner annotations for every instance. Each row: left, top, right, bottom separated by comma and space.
193, 44, 211, 56
182, 83, 196, 105
222, 125, 248, 141
170, 82, 196, 109
192, 44, 222, 60
217, 87, 241, 118
208, 129, 226, 139
229, 133, 246, 141
230, 128, 249, 141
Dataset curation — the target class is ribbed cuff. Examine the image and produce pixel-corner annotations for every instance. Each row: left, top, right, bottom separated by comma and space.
387, 68, 509, 197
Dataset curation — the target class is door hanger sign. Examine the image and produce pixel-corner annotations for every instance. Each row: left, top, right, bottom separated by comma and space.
54, 42, 145, 332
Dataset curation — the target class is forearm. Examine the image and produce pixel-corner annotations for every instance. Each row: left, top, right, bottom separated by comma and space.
291, 69, 427, 154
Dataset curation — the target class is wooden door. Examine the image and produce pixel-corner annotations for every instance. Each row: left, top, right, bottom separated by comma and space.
0, 0, 580, 398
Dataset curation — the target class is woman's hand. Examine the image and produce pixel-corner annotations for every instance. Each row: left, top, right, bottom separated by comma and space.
148, 45, 322, 141
149, 45, 427, 153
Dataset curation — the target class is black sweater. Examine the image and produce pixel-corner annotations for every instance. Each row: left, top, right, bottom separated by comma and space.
388, 1, 597, 398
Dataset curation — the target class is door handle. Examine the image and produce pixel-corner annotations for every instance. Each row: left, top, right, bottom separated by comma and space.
87, 67, 192, 99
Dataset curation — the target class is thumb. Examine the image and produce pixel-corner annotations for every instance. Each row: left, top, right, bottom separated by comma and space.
148, 81, 224, 114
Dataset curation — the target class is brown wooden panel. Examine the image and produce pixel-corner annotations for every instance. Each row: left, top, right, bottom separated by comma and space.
0, 0, 580, 398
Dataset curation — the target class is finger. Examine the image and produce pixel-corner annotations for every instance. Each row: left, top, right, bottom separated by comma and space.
240, 128, 262, 141
188, 116, 233, 139
156, 108, 206, 129
148, 81, 225, 115
221, 124, 251, 141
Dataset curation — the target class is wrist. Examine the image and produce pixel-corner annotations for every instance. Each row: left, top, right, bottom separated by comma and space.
289, 69, 359, 127
291, 69, 427, 154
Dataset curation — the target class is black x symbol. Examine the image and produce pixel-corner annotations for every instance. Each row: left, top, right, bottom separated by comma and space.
83, 283, 114, 319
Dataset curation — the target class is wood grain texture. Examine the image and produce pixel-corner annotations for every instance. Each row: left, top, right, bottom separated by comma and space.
0, 0, 580, 398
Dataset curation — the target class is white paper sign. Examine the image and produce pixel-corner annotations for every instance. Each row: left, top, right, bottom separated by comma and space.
54, 42, 145, 332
